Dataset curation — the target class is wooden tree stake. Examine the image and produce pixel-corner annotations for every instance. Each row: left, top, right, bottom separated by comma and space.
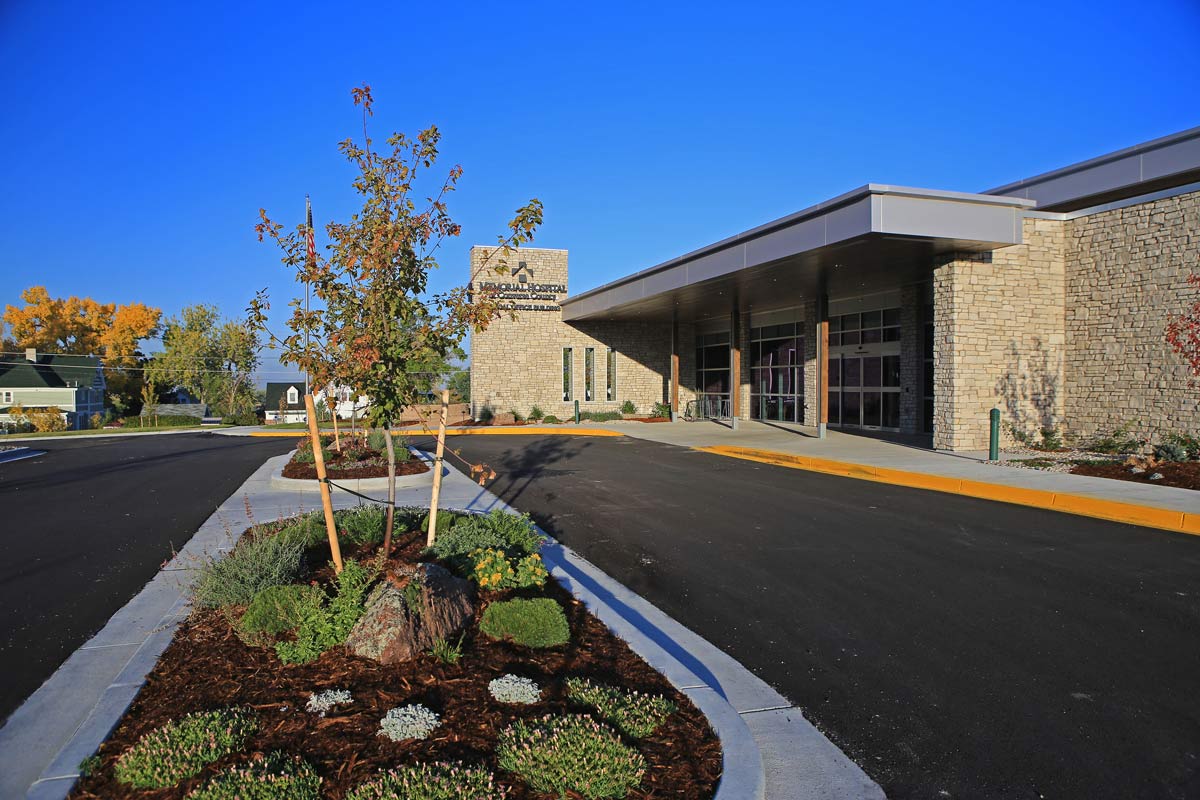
426, 389, 450, 548
327, 389, 342, 451
305, 393, 343, 573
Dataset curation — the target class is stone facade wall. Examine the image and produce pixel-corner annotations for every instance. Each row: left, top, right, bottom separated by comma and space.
933, 218, 1067, 451
1063, 190, 1200, 440
469, 246, 676, 419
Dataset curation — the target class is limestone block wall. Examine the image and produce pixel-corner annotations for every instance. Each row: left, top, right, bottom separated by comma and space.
933, 218, 1067, 451
1064, 190, 1200, 440
469, 246, 676, 419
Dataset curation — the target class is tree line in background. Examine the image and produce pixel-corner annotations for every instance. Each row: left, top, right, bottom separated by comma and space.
2, 287, 260, 419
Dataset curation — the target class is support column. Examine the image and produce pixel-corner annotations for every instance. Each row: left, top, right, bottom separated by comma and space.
817, 293, 829, 439
670, 317, 680, 421
730, 307, 741, 429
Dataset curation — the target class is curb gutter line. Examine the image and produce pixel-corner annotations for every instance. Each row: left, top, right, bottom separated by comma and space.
698, 445, 1200, 535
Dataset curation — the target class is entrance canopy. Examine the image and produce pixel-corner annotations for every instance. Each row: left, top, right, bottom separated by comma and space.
561, 184, 1035, 323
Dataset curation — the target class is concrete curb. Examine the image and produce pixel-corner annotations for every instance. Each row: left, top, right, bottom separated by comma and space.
267, 447, 441, 492
248, 426, 625, 438
0, 427, 221, 444
699, 444, 1200, 535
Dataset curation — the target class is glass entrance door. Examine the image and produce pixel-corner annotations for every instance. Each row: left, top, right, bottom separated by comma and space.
750, 322, 804, 423
828, 308, 902, 431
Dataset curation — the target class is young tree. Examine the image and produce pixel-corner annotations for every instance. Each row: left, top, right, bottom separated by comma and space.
147, 305, 261, 416
1166, 272, 1200, 386
251, 84, 542, 553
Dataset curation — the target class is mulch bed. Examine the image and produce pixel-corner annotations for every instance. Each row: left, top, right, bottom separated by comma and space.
1071, 460, 1200, 490
70, 532, 722, 799
281, 458, 429, 481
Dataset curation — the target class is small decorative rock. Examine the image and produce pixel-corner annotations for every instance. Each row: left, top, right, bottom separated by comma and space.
1149, 472, 1165, 481
1130, 466, 1146, 474
489, 674, 541, 705
379, 704, 440, 741
307, 689, 352, 715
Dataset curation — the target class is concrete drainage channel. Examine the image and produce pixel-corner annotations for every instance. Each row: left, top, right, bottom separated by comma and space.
1, 449, 884, 800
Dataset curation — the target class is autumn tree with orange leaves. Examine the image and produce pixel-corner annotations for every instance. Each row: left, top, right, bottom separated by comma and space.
251, 85, 542, 551
3, 286, 161, 414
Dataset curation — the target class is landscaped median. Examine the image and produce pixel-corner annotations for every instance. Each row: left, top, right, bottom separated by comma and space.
250, 426, 625, 439
64, 502, 723, 798
699, 445, 1200, 535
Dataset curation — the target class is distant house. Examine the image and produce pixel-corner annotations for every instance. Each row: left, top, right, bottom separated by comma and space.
264, 382, 306, 424
0, 349, 106, 430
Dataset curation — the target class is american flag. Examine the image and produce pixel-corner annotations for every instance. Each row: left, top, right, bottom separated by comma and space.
305, 195, 316, 267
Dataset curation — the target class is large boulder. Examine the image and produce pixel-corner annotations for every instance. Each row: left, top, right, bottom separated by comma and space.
345, 563, 475, 665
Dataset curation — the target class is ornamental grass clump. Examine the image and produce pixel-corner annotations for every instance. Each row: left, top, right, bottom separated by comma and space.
564, 677, 677, 738
345, 762, 503, 800
237, 584, 324, 646
488, 674, 541, 705
306, 689, 353, 715
191, 530, 306, 609
379, 704, 441, 741
479, 597, 570, 649
186, 751, 321, 799
497, 714, 646, 799
114, 708, 256, 789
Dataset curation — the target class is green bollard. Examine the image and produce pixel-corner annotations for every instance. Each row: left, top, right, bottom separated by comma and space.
574, 399, 580, 425
989, 408, 1000, 461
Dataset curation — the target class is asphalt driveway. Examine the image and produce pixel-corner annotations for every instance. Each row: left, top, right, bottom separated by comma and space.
413, 433, 1200, 799
0, 433, 295, 722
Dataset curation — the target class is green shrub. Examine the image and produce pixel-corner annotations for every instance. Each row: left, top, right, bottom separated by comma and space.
578, 410, 621, 422
1081, 422, 1143, 455
221, 412, 260, 426
421, 509, 468, 540
114, 708, 256, 789
276, 559, 377, 664
564, 677, 676, 738
238, 584, 324, 645
528, 405, 544, 421
1036, 427, 1063, 451
431, 510, 543, 565
497, 715, 645, 799
187, 752, 320, 799
336, 505, 387, 546
478, 405, 495, 424
543, 415, 560, 424
346, 763, 503, 800
191, 530, 306, 609
651, 402, 671, 418
123, 414, 201, 428
291, 440, 333, 464
367, 429, 387, 451
480, 598, 570, 648
510, 409, 525, 423
1153, 441, 1189, 463
1164, 432, 1200, 460
620, 400, 636, 415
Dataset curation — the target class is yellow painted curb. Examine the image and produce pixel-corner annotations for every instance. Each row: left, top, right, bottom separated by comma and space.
697, 445, 1197, 536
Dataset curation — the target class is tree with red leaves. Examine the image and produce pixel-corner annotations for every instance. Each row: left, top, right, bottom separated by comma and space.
1166, 273, 1200, 387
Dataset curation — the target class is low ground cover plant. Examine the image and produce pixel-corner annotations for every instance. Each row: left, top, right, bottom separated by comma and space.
480, 597, 570, 648
470, 548, 548, 590
345, 763, 502, 800
379, 704, 441, 741
114, 708, 256, 789
489, 674, 541, 704
237, 584, 323, 646
543, 414, 560, 424
565, 677, 676, 738
186, 752, 320, 800
306, 689, 352, 714
497, 714, 646, 799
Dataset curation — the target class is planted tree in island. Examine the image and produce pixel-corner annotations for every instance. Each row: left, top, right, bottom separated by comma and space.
251, 84, 542, 554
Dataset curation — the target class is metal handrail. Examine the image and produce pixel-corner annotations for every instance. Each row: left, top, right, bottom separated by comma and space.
685, 394, 731, 421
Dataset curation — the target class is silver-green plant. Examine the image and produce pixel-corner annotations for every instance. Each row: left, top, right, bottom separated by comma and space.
306, 689, 352, 715
379, 704, 440, 741
488, 674, 541, 705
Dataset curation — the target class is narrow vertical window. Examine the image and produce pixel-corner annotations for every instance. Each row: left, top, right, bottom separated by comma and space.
562, 348, 573, 401
606, 348, 616, 401
585, 348, 595, 402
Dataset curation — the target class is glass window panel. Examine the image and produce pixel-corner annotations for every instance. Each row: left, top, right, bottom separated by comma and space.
882, 393, 900, 429
843, 390, 860, 426
862, 329, 882, 344
882, 327, 900, 342
862, 391, 882, 427
828, 392, 841, 425
781, 396, 798, 423
828, 332, 841, 347
883, 308, 901, 327
829, 357, 841, 388
585, 348, 595, 402
706, 345, 730, 370
771, 367, 789, 395
923, 398, 934, 433
829, 316, 841, 333
923, 324, 934, 359
841, 313, 860, 331
863, 356, 882, 388
562, 348, 573, 401
923, 365, 934, 398
606, 349, 616, 401
842, 331, 860, 346
883, 356, 901, 387
843, 357, 861, 387
750, 327, 763, 340
862, 310, 882, 328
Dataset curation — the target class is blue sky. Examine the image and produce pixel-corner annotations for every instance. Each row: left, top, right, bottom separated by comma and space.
2, 1, 1198, 381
